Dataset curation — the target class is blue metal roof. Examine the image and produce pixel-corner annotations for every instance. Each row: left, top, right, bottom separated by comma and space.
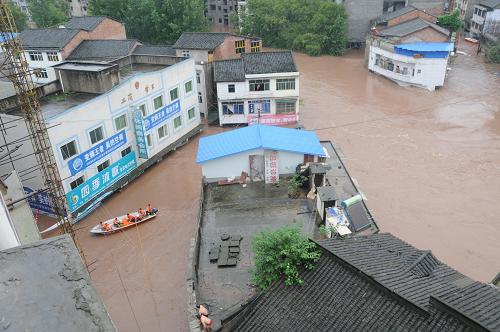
395, 42, 454, 52
196, 125, 325, 163
0, 33, 16, 43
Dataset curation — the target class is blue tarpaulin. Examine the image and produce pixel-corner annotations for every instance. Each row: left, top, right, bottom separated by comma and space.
394, 42, 453, 58
196, 125, 325, 163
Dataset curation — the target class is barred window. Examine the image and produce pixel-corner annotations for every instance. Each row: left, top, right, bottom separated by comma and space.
276, 100, 296, 114
249, 79, 269, 91
47, 52, 59, 62
235, 40, 245, 54
28, 51, 43, 61
276, 78, 295, 90
251, 40, 260, 53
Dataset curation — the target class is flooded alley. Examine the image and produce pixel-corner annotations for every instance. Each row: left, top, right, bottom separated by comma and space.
297, 46, 500, 282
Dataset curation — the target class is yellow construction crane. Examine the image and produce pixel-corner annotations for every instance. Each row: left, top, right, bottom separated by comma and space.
0, 2, 79, 244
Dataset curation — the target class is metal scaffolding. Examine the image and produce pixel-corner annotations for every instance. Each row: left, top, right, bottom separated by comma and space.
0, 2, 78, 241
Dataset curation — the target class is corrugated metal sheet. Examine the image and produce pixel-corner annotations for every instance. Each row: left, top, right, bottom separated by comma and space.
395, 42, 454, 52
196, 125, 325, 163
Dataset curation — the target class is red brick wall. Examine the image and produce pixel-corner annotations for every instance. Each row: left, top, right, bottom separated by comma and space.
87, 18, 127, 40
387, 11, 437, 26
61, 30, 89, 59
399, 27, 449, 43
213, 36, 260, 60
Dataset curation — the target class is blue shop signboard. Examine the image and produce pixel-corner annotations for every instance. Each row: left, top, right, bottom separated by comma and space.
23, 187, 57, 216
68, 130, 127, 176
144, 99, 181, 131
66, 151, 137, 212
132, 109, 149, 159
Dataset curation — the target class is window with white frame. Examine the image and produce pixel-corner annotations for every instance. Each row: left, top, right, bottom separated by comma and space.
184, 80, 193, 94
60, 140, 77, 160
69, 176, 84, 190
146, 134, 152, 147
170, 87, 179, 101
34, 68, 48, 78
120, 146, 132, 157
114, 114, 127, 131
249, 79, 270, 91
157, 124, 168, 139
137, 104, 147, 116
276, 99, 297, 114
222, 102, 244, 115
89, 126, 104, 145
173, 115, 182, 129
182, 50, 190, 57
47, 51, 59, 62
276, 78, 295, 90
153, 95, 164, 110
28, 51, 43, 61
188, 107, 196, 119
248, 100, 270, 113
97, 159, 110, 173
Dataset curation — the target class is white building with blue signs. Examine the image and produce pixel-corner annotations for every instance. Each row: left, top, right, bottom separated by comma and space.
37, 57, 202, 215
368, 42, 454, 91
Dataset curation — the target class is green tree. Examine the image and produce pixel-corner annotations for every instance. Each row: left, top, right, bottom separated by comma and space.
241, 0, 347, 56
27, 0, 68, 28
251, 225, 321, 290
7, 1, 28, 31
88, 0, 208, 44
437, 10, 464, 32
485, 41, 500, 63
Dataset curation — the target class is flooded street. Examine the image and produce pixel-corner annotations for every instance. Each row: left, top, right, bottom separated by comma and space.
297, 46, 500, 282
46, 44, 500, 332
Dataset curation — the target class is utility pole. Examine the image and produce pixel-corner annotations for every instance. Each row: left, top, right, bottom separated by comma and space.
0, 2, 83, 260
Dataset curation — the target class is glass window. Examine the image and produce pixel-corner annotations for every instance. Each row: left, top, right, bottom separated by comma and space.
89, 126, 104, 144
97, 160, 110, 172
114, 114, 127, 131
47, 52, 59, 62
28, 51, 43, 61
70, 176, 84, 190
276, 100, 296, 114
184, 80, 193, 94
137, 104, 147, 116
170, 87, 179, 101
198, 92, 203, 103
228, 84, 235, 93
222, 102, 244, 115
173, 115, 182, 129
158, 124, 168, 139
249, 79, 270, 91
60, 140, 77, 160
249, 100, 270, 114
120, 146, 132, 157
276, 78, 295, 90
34, 68, 48, 78
153, 95, 163, 110
251, 40, 260, 53
196, 72, 201, 84
235, 40, 245, 54
146, 134, 152, 147
188, 107, 196, 119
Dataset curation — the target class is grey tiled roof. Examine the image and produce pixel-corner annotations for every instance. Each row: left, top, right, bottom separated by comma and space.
173, 32, 230, 50
133, 44, 176, 56
231, 233, 500, 332
67, 39, 139, 60
63, 16, 106, 31
19, 28, 81, 50
379, 18, 450, 37
373, 6, 419, 25
214, 51, 297, 82
214, 59, 245, 82
479, 0, 500, 8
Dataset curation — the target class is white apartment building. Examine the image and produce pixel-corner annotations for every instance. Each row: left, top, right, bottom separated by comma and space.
214, 51, 300, 126
368, 42, 453, 91
470, 0, 500, 35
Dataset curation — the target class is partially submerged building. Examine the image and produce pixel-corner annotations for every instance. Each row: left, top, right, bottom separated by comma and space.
214, 51, 299, 126
470, 0, 500, 41
196, 125, 324, 182
0, 235, 115, 331
223, 233, 500, 331
367, 8, 452, 90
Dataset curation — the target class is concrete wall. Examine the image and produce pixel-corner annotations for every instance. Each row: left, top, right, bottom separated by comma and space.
0, 80, 61, 112
368, 45, 448, 90
132, 55, 182, 66
201, 149, 304, 180
46, 58, 201, 194
23, 49, 66, 83
55, 67, 120, 94
344, 0, 384, 43
207, 0, 239, 26
0, 192, 20, 250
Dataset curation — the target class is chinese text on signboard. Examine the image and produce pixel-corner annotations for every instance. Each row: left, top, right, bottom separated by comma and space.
68, 130, 127, 176
247, 114, 297, 126
132, 109, 149, 159
265, 150, 279, 184
24, 187, 57, 216
66, 152, 137, 212
144, 99, 181, 131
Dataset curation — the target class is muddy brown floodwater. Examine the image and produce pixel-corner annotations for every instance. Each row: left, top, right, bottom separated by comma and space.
296, 44, 500, 282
